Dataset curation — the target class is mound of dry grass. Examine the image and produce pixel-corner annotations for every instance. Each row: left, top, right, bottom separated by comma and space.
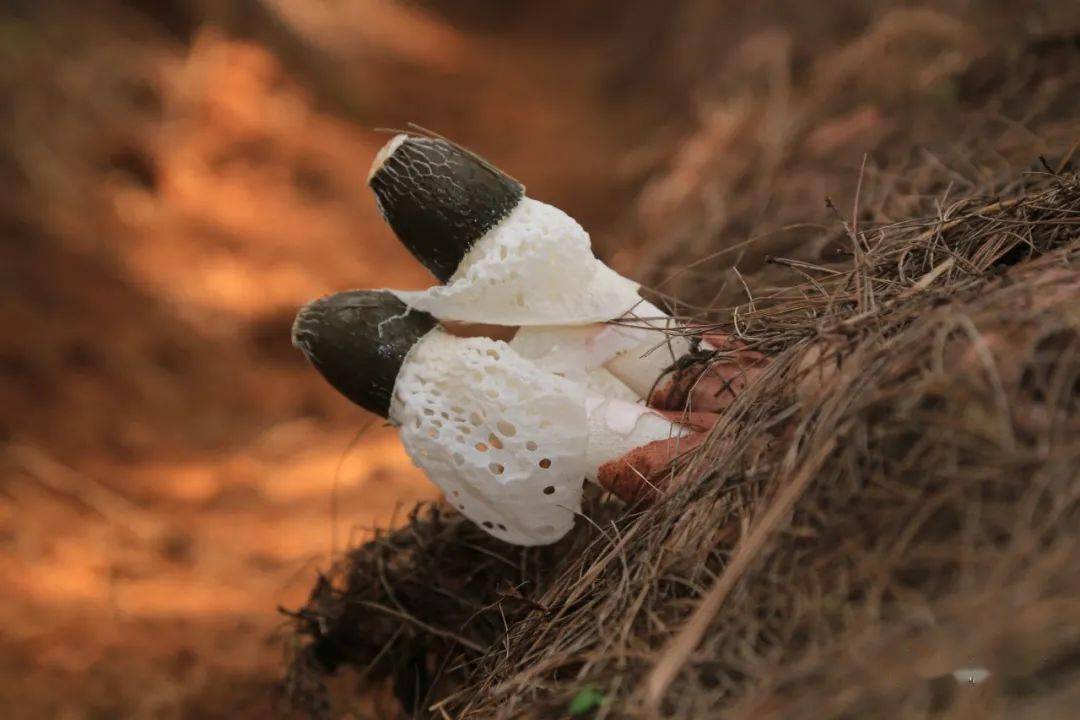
286, 166, 1079, 718
282, 503, 603, 716
283, 10, 1080, 716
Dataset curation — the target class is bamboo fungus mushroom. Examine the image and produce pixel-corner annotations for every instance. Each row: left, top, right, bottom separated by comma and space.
292, 290, 695, 545
368, 134, 710, 400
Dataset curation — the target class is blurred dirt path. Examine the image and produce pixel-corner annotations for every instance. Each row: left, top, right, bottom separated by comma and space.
0, 2, 650, 716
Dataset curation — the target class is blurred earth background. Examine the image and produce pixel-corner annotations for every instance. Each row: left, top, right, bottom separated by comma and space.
0, 1, 1076, 717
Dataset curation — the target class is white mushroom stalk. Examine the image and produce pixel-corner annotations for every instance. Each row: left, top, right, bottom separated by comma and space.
368, 133, 702, 400
509, 304, 697, 400
292, 290, 687, 546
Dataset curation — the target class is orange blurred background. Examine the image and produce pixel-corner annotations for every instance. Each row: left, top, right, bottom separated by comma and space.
0, 2, 691, 716
1, 1, 1077, 717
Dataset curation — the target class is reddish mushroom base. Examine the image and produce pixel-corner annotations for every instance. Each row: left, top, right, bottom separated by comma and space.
599, 333, 768, 504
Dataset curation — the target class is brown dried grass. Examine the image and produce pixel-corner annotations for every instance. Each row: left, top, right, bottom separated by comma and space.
628, 7, 1080, 315
285, 9, 1080, 717
287, 169, 1080, 718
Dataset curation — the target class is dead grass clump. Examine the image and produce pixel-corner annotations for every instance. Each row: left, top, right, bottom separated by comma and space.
626, 10, 1080, 312
449, 171, 1079, 719
283, 501, 622, 717
288, 168, 1078, 718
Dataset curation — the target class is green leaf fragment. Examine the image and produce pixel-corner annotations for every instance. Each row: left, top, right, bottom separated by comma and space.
568, 685, 606, 715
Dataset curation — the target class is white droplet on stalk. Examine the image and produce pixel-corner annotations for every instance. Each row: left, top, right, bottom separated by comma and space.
952, 668, 991, 684
582, 394, 688, 482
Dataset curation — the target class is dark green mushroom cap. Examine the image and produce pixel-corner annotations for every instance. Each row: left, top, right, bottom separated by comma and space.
368, 134, 524, 282
291, 290, 438, 418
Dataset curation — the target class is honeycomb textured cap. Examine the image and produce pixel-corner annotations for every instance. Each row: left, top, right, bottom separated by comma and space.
292, 289, 437, 418
369, 134, 524, 282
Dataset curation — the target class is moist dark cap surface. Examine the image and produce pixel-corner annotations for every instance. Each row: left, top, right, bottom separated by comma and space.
291, 290, 438, 418
369, 135, 524, 282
